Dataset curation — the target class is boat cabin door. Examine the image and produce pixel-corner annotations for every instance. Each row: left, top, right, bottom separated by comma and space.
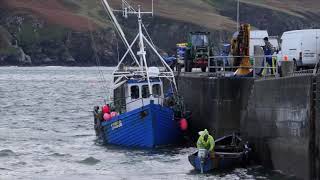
125, 80, 164, 112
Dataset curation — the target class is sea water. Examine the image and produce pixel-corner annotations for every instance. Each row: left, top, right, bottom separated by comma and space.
0, 67, 298, 180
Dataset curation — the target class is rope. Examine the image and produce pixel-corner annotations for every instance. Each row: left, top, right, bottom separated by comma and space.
87, 18, 111, 103
100, 0, 138, 65
142, 23, 155, 48
141, 23, 162, 67
116, 38, 120, 63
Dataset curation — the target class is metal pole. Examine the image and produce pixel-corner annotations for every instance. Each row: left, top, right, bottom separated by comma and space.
137, 6, 153, 95
223, 58, 226, 77
237, 0, 240, 32
152, 0, 154, 16
253, 56, 256, 78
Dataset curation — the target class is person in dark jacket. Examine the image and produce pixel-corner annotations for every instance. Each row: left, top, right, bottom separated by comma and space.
263, 37, 274, 67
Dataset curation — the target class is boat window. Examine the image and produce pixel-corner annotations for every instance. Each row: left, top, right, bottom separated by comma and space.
130, 85, 140, 99
142, 85, 150, 98
152, 84, 161, 96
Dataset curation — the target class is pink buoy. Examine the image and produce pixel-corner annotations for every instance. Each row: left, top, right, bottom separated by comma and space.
110, 111, 118, 117
179, 118, 188, 131
102, 105, 110, 114
103, 113, 112, 121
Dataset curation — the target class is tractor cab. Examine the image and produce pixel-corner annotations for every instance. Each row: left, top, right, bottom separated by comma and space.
189, 32, 210, 48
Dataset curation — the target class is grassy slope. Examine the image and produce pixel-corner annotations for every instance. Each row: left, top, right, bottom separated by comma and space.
2, 0, 319, 31
109, 0, 319, 30
243, 0, 320, 15
2, 0, 107, 31
117, 0, 236, 30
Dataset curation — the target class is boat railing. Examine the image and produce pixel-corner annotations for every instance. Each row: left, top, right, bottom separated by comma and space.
293, 69, 314, 76
207, 55, 279, 78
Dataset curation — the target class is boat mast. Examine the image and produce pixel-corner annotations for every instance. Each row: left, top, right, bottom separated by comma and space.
137, 6, 145, 70
137, 6, 153, 95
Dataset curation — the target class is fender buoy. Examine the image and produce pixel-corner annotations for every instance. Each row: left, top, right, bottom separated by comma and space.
179, 118, 188, 131
103, 113, 112, 121
102, 105, 110, 114
110, 111, 118, 117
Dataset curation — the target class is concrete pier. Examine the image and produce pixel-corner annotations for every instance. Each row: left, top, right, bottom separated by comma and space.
315, 76, 320, 180
243, 76, 313, 179
177, 72, 320, 180
176, 73, 254, 137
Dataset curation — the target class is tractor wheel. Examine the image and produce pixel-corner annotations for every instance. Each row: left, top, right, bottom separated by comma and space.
201, 66, 207, 72
170, 64, 175, 71
184, 50, 193, 72
293, 59, 299, 71
185, 59, 192, 72
176, 63, 182, 72
209, 58, 216, 72
184, 58, 189, 72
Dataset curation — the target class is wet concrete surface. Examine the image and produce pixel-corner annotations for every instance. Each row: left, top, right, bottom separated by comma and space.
177, 72, 319, 180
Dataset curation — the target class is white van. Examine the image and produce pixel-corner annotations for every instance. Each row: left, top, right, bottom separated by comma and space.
250, 30, 279, 56
279, 29, 320, 68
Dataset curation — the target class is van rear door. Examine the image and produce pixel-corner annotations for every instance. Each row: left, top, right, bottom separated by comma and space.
281, 33, 300, 62
302, 30, 317, 66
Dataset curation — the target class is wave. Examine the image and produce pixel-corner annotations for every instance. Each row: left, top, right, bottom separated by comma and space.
0, 149, 16, 157
50, 153, 72, 157
77, 157, 100, 165
0, 167, 12, 171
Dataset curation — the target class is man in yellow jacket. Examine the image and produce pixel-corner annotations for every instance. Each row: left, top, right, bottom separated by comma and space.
197, 129, 215, 158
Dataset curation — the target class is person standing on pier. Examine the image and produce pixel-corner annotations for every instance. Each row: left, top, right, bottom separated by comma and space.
197, 129, 215, 158
263, 37, 274, 73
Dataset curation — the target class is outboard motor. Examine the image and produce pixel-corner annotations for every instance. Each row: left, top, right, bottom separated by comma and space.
197, 148, 208, 174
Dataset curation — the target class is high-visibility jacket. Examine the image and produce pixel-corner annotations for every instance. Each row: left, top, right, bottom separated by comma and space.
196, 130, 215, 152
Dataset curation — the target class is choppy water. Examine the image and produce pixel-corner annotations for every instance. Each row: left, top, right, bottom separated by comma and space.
0, 67, 297, 180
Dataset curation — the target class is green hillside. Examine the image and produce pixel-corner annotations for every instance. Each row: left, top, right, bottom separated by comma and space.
0, 0, 319, 66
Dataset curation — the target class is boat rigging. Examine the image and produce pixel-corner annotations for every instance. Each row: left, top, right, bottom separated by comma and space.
100, 0, 177, 93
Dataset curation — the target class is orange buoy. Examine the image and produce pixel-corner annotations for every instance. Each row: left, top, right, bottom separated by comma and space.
103, 113, 112, 121
102, 105, 110, 114
110, 111, 118, 117
179, 118, 188, 131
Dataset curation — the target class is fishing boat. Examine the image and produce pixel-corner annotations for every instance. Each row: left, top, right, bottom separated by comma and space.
93, 0, 188, 148
188, 133, 251, 173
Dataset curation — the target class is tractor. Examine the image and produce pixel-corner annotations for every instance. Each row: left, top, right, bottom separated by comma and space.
184, 32, 213, 72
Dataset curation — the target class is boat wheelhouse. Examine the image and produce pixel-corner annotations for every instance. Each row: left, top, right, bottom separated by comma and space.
125, 78, 164, 112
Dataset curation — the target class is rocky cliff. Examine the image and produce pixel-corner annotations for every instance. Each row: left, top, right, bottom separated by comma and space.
0, 0, 319, 66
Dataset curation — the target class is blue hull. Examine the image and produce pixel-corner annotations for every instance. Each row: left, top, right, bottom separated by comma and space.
100, 103, 182, 148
